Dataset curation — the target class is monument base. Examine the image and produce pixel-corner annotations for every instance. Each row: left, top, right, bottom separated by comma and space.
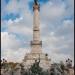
22, 53, 51, 70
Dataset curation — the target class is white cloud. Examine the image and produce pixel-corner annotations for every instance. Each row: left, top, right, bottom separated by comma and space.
1, 32, 30, 62
1, 0, 74, 64
6, 0, 19, 13
8, 19, 13, 24
14, 17, 23, 23
67, 0, 74, 8
1, 0, 33, 62
1, 20, 8, 31
8, 19, 32, 36
3, 0, 33, 36
63, 20, 74, 29
1, 32, 23, 50
40, 1, 66, 22
7, 17, 23, 24
56, 20, 74, 37
41, 19, 74, 65
1, 48, 30, 62
5, 0, 28, 14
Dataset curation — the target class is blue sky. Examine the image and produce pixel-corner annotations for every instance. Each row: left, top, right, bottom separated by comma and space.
1, 0, 74, 65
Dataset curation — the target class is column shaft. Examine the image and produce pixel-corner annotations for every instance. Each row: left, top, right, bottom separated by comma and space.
33, 9, 40, 41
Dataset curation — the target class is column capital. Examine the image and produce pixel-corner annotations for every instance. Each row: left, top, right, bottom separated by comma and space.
33, 4, 40, 11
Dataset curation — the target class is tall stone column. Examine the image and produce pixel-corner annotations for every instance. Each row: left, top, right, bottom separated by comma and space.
31, 2, 42, 53
22, 1, 51, 70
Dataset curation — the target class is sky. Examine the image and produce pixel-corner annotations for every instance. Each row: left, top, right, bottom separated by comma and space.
1, 0, 74, 65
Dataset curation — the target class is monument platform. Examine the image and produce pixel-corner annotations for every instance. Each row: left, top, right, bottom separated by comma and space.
22, 53, 51, 70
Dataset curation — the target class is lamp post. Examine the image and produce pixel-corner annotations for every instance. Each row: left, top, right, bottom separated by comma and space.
66, 58, 72, 68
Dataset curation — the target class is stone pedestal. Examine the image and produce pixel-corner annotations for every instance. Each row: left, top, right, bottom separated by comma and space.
22, 53, 51, 70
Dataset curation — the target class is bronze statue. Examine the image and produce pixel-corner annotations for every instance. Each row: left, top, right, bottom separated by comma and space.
30, 54, 42, 74
34, 59, 40, 68
34, 0, 38, 5
33, 54, 40, 68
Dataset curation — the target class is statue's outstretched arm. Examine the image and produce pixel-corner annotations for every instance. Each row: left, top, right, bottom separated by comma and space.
34, 0, 38, 5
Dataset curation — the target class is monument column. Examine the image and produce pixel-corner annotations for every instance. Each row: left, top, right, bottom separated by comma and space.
33, 4, 40, 41
31, 0, 42, 53
23, 0, 51, 70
